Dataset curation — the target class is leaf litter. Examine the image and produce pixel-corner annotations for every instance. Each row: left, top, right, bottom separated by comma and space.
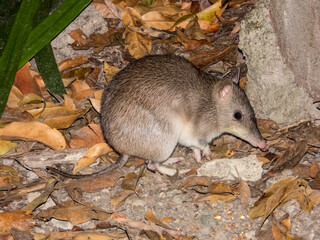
0, 0, 320, 239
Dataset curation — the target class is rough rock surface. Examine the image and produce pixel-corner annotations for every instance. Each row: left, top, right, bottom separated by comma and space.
239, 0, 320, 126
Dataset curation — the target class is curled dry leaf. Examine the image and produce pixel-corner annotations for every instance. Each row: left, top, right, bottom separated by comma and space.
122, 8, 152, 58
142, 5, 189, 30
58, 56, 89, 72
37, 200, 111, 225
249, 177, 314, 226
73, 143, 114, 174
13, 62, 41, 96
7, 85, 24, 108
26, 104, 90, 129
0, 122, 66, 149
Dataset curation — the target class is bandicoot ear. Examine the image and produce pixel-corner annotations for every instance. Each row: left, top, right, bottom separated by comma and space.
219, 79, 233, 98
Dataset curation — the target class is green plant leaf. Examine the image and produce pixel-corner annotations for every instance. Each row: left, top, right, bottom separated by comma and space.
0, 0, 41, 117
19, 0, 91, 68
34, 0, 66, 96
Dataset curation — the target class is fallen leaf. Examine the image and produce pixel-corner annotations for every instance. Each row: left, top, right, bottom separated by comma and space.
184, 176, 212, 188
196, 0, 222, 21
121, 172, 139, 191
26, 104, 90, 129
73, 143, 114, 174
0, 140, 18, 155
249, 177, 314, 226
142, 5, 189, 30
239, 180, 251, 208
58, 56, 89, 72
145, 208, 169, 229
110, 190, 134, 209
92, 2, 122, 19
37, 200, 111, 225
310, 163, 320, 178
123, 8, 152, 58
104, 62, 120, 82
13, 62, 40, 95
63, 170, 123, 192
7, 85, 24, 108
195, 193, 237, 203
0, 165, 21, 190
0, 122, 66, 149
270, 141, 308, 173
69, 123, 105, 148
19, 93, 43, 105
0, 210, 34, 234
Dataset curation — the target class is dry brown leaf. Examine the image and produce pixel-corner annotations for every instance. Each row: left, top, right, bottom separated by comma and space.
142, 5, 188, 30
0, 210, 34, 235
110, 190, 134, 209
58, 56, 89, 72
104, 62, 120, 82
195, 193, 237, 203
27, 104, 90, 129
71, 80, 99, 100
121, 172, 139, 191
37, 200, 111, 225
239, 180, 251, 208
184, 176, 212, 188
123, 8, 151, 58
145, 208, 169, 229
0, 122, 66, 149
89, 98, 101, 113
310, 163, 320, 178
230, 21, 241, 36
0, 165, 21, 189
208, 182, 232, 194
270, 141, 308, 173
69, 123, 105, 148
63, 170, 123, 193
308, 189, 320, 205
13, 62, 41, 96
7, 85, 24, 108
73, 232, 127, 240
249, 177, 314, 226
73, 143, 114, 174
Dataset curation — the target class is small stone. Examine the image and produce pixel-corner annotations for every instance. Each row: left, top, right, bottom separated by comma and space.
197, 155, 263, 181
199, 214, 217, 227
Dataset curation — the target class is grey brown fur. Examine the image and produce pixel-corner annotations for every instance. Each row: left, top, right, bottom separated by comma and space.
100, 55, 267, 169
47, 54, 267, 178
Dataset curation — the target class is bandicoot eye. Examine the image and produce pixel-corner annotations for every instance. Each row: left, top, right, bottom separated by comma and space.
234, 111, 242, 120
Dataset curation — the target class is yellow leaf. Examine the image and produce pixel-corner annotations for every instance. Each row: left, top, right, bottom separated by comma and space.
19, 93, 43, 105
73, 143, 114, 174
196, 0, 222, 21
0, 122, 66, 149
0, 140, 17, 155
